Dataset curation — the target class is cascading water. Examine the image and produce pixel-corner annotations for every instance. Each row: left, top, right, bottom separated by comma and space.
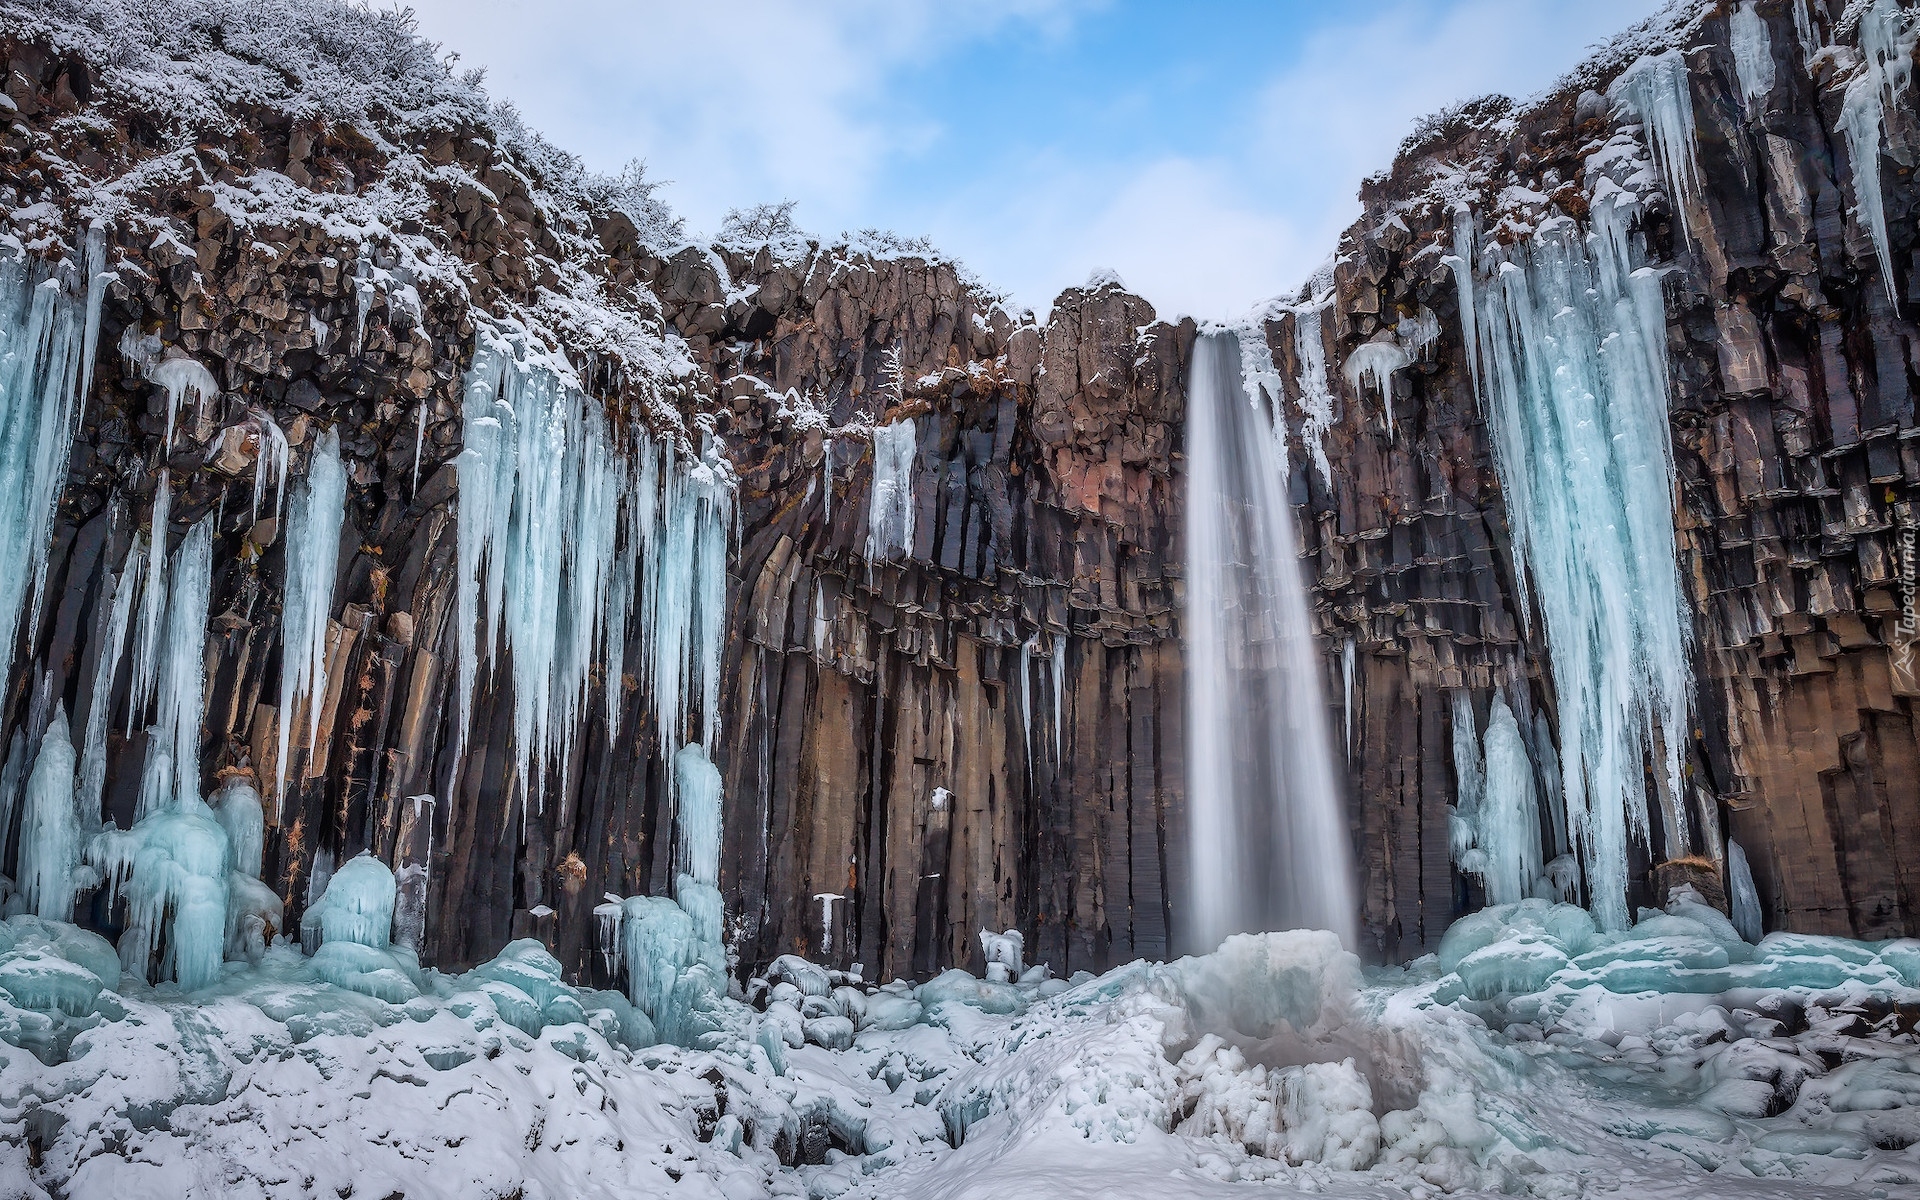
1184, 329, 1356, 950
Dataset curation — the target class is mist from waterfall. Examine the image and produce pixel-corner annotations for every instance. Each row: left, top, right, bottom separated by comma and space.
1184, 328, 1357, 951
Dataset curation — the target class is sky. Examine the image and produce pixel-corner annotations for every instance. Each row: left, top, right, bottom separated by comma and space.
403, 0, 1670, 321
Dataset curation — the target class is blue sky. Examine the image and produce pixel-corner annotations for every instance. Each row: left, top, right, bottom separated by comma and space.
404, 0, 1669, 320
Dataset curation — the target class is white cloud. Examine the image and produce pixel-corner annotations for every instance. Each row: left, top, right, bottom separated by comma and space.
404, 0, 1668, 319
404, 0, 1098, 232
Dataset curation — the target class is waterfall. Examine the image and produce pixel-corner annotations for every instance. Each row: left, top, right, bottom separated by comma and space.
1183, 329, 1356, 950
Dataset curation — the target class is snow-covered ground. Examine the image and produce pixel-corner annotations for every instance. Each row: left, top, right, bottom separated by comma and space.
4, 889, 1920, 1199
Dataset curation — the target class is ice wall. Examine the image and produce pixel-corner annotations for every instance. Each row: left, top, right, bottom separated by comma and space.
1184, 329, 1357, 949
274, 426, 347, 808
1467, 185, 1693, 930
455, 328, 734, 816
1730, 1, 1776, 109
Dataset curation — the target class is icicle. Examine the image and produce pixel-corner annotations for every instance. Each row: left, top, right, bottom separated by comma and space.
148, 357, 219, 448
865, 420, 917, 562
1728, 839, 1764, 942
1395, 308, 1441, 361
128, 471, 171, 733
19, 707, 82, 919
1608, 51, 1704, 246
815, 893, 842, 956
1050, 632, 1066, 765
78, 532, 143, 817
1837, 0, 1916, 306
1443, 204, 1481, 412
1471, 185, 1693, 931
0, 237, 108, 702
1342, 339, 1410, 434
1018, 634, 1037, 777
1731, 1, 1776, 110
274, 428, 347, 813
252, 410, 290, 524
156, 517, 215, 809
412, 400, 428, 497
1792, 0, 1819, 65
821, 435, 833, 522
1341, 638, 1356, 762
1449, 692, 1486, 870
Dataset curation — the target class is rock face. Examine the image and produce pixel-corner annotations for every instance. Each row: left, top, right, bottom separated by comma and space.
0, 0, 1914, 986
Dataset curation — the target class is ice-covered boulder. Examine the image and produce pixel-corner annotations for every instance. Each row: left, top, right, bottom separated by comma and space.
1165, 930, 1358, 1042
915, 968, 1027, 1017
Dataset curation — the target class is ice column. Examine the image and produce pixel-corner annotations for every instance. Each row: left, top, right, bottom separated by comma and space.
1470, 187, 1693, 930
1479, 696, 1544, 905
1184, 329, 1357, 949
0, 230, 108, 703
866, 419, 917, 562
18, 708, 83, 920
1342, 339, 1410, 434
274, 427, 347, 808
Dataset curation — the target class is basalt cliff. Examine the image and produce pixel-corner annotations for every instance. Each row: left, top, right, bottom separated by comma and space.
0, 0, 1913, 995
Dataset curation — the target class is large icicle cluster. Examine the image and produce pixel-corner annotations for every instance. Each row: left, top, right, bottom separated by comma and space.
455, 328, 734, 810
273, 427, 347, 808
1466, 179, 1694, 931
0, 230, 109, 704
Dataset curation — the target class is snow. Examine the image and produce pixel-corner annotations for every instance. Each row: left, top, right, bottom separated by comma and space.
865, 419, 918, 563
273, 426, 347, 810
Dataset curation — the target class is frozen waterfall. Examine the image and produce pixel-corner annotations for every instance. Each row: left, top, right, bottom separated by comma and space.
1467, 187, 1693, 931
1183, 329, 1356, 950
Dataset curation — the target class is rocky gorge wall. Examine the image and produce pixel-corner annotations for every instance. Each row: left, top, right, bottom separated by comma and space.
0, 0, 1913, 991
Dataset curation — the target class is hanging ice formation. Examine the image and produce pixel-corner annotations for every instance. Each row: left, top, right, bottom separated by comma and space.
1464, 176, 1694, 930
1342, 338, 1411, 434
0, 226, 109, 706
454, 328, 735, 813
1451, 693, 1547, 905
1608, 51, 1705, 245
148, 356, 219, 447
78, 532, 142, 816
1184, 329, 1357, 949
865, 418, 917, 562
274, 426, 348, 809
1235, 306, 1333, 488
86, 518, 236, 991
1730, 1, 1775, 110
1441, 205, 1482, 411
1341, 638, 1356, 761
1837, 0, 1917, 305
128, 469, 171, 731
253, 410, 290, 524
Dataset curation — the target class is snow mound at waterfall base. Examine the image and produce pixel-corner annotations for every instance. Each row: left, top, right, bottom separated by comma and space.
2, 917, 1919, 1198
